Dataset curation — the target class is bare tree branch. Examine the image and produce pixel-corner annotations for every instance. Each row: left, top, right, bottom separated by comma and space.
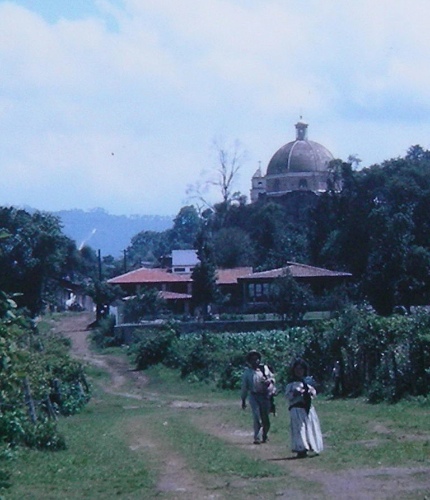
186, 138, 247, 208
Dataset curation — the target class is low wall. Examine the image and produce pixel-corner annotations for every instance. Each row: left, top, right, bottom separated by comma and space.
114, 319, 289, 344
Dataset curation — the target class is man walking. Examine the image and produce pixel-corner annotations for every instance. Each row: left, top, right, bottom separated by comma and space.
241, 350, 276, 444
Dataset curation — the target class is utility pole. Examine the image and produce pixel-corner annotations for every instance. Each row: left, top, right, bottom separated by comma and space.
96, 249, 103, 322
98, 249, 102, 280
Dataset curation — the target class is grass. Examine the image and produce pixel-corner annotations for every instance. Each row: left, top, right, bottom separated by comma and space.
316, 397, 430, 470
145, 367, 430, 470
3, 392, 156, 499
2, 359, 430, 498
149, 407, 282, 478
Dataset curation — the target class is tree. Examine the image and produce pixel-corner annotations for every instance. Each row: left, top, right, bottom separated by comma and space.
213, 227, 255, 268
364, 208, 417, 315
123, 287, 167, 322
347, 154, 362, 170
186, 139, 247, 210
191, 227, 220, 317
0, 208, 80, 315
126, 230, 171, 268
86, 279, 122, 323
169, 205, 201, 249
309, 147, 430, 314
406, 144, 430, 162
249, 202, 290, 269
268, 270, 312, 322
395, 245, 430, 310
214, 139, 247, 205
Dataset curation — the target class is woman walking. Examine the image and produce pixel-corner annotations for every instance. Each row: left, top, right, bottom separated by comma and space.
285, 358, 323, 458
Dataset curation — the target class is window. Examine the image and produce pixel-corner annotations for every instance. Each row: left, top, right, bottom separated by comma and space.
299, 178, 308, 189
173, 267, 186, 273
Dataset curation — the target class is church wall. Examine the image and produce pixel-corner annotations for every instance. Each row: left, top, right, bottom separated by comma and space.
265, 172, 328, 194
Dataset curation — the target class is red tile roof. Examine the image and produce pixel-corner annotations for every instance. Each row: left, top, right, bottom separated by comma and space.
239, 262, 351, 280
108, 266, 253, 285
108, 267, 192, 284
108, 263, 350, 287
216, 267, 253, 284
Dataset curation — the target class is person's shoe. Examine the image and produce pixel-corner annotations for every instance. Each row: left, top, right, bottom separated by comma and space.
297, 450, 308, 458
253, 439, 261, 445
262, 436, 269, 443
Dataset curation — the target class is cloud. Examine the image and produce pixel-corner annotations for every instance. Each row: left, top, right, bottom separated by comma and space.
1, 0, 430, 215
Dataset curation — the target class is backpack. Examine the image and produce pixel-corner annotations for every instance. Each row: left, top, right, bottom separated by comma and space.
258, 364, 277, 397
259, 364, 278, 415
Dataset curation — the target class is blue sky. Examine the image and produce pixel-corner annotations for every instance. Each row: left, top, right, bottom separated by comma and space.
1, 0, 430, 216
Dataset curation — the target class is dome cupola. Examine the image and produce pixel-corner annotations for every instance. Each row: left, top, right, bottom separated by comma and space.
266, 121, 334, 175
250, 120, 336, 202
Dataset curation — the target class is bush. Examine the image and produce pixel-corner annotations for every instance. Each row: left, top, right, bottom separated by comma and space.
23, 419, 66, 451
125, 307, 430, 402
91, 314, 117, 348
131, 327, 177, 370
0, 306, 91, 451
217, 352, 247, 390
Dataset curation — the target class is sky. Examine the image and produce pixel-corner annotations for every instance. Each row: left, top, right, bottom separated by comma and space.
1, 0, 430, 217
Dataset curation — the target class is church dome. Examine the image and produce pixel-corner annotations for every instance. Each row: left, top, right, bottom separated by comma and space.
266, 122, 334, 175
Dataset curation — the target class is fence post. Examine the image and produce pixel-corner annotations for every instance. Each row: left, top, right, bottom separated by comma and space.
23, 377, 37, 424
45, 397, 57, 420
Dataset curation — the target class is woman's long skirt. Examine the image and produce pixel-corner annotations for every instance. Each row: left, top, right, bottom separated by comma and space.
289, 406, 323, 454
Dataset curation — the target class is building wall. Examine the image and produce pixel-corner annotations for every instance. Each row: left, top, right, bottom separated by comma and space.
265, 171, 328, 194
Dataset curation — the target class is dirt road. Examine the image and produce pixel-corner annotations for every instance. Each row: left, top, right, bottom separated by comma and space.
57, 313, 430, 499
57, 313, 211, 496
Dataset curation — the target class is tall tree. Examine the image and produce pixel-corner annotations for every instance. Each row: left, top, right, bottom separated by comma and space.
310, 147, 430, 313
213, 227, 255, 268
268, 270, 312, 322
169, 205, 201, 248
191, 226, 220, 317
0, 208, 78, 315
127, 230, 170, 268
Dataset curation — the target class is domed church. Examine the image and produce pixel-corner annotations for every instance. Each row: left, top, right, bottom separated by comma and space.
250, 121, 334, 202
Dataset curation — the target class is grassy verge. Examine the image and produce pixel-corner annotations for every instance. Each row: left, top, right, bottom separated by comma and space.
318, 397, 430, 469
3, 391, 156, 499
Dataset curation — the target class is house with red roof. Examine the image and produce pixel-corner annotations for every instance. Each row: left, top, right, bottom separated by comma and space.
237, 262, 351, 310
108, 264, 253, 315
108, 250, 351, 319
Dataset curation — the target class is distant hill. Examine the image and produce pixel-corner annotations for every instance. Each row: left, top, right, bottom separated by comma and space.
53, 208, 173, 257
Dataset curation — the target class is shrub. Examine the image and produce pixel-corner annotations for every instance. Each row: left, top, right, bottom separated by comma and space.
23, 419, 66, 451
217, 352, 247, 390
126, 307, 430, 402
0, 304, 90, 450
91, 314, 117, 348
132, 327, 177, 370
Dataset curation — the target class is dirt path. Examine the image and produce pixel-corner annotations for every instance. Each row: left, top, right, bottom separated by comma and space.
52, 312, 148, 394
56, 312, 216, 498
57, 313, 430, 499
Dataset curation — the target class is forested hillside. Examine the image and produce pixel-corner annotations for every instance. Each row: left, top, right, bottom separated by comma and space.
54, 208, 173, 257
